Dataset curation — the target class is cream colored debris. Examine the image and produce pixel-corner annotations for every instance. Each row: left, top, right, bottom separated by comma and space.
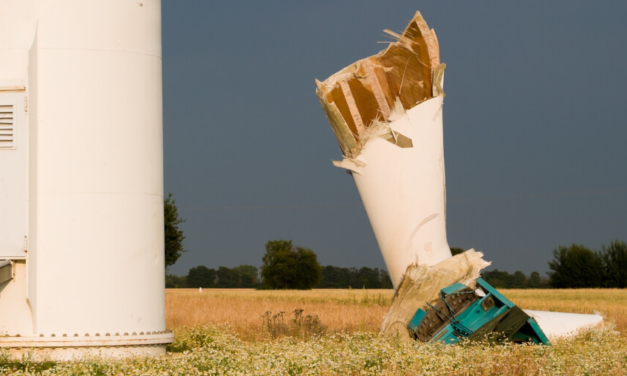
316, 11, 445, 158
380, 250, 490, 338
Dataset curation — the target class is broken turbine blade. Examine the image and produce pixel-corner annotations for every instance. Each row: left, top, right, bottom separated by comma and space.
315, 10, 604, 342
316, 11, 450, 289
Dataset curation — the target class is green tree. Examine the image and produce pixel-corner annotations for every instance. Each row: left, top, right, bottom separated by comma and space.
548, 244, 603, 288
232, 265, 259, 287
379, 269, 394, 289
216, 266, 240, 288
512, 271, 527, 288
164, 193, 186, 268
317, 265, 394, 289
186, 266, 216, 288
348, 267, 361, 288
261, 240, 322, 290
357, 267, 381, 289
165, 273, 187, 288
601, 240, 627, 288
261, 240, 294, 289
528, 271, 541, 288
318, 265, 351, 288
294, 247, 323, 289
482, 269, 514, 288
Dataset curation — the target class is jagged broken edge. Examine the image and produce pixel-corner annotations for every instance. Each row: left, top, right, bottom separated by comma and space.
315, 11, 446, 159
380, 250, 491, 338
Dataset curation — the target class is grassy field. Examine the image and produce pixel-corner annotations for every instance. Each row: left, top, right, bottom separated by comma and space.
165, 288, 627, 340
166, 288, 392, 341
1, 288, 627, 375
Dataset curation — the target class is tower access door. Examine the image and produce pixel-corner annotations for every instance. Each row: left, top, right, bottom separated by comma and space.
0, 90, 28, 259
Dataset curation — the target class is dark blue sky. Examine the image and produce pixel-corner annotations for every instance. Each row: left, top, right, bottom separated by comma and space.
163, 1, 627, 277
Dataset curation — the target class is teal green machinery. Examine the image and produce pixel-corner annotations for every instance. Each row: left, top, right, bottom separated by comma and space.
408, 278, 550, 345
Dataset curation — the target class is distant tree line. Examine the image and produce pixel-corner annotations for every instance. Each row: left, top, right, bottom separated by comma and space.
548, 240, 627, 288
166, 264, 394, 289
318, 266, 393, 289
167, 240, 627, 289
454, 247, 549, 289
166, 264, 260, 288
480, 270, 549, 289
461, 240, 627, 289
164, 194, 627, 290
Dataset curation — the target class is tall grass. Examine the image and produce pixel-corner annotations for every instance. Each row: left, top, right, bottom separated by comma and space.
166, 288, 392, 340
166, 288, 627, 340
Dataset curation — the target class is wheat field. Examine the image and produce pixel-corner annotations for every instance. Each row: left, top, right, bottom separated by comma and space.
166, 288, 392, 340
166, 288, 627, 340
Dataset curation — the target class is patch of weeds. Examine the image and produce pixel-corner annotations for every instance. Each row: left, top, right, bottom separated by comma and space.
0, 355, 57, 373
168, 325, 220, 353
262, 309, 325, 339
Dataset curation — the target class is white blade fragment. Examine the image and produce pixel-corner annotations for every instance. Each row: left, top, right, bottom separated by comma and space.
352, 97, 451, 288
524, 310, 604, 338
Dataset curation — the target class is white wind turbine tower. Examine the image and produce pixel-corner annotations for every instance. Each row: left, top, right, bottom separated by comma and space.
0, 0, 173, 359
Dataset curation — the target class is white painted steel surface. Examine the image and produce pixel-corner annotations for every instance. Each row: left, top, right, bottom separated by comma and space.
0, 92, 27, 258
0, 262, 34, 335
0, 0, 170, 356
345, 96, 451, 289
4, 345, 168, 361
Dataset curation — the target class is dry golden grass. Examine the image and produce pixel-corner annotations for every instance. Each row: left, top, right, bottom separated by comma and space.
166, 288, 393, 340
166, 288, 627, 340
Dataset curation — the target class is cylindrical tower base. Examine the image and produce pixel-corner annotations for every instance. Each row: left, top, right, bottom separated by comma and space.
0, 333, 174, 361
0, 0, 170, 358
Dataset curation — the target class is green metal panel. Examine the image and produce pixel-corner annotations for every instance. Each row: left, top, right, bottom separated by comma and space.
475, 278, 516, 308
440, 282, 467, 296
408, 309, 426, 331
408, 278, 551, 346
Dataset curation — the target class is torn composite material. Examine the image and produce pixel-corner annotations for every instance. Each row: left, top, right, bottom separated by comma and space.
316, 12, 451, 289
380, 250, 490, 338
